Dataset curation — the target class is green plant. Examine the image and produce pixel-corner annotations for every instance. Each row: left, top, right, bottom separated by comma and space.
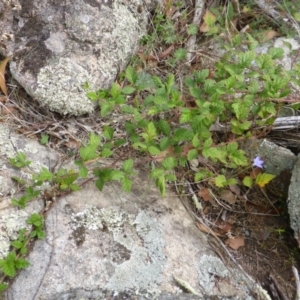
0, 213, 45, 293
85, 35, 299, 194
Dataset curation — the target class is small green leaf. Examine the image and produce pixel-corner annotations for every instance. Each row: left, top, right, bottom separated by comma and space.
215, 175, 227, 187
33, 167, 54, 182
95, 177, 105, 191
103, 126, 114, 140
122, 177, 132, 192
174, 48, 187, 60
162, 157, 177, 170
40, 134, 49, 145
151, 168, 164, 179
9, 152, 31, 168
122, 86, 136, 95
100, 102, 113, 117
125, 66, 138, 84
15, 258, 30, 270
243, 176, 253, 187
173, 128, 193, 142
148, 146, 161, 155
0, 283, 8, 292
255, 173, 276, 187
187, 24, 198, 35
100, 148, 113, 157
123, 159, 134, 173
157, 120, 171, 135
188, 149, 198, 161
0, 252, 16, 277
156, 176, 166, 196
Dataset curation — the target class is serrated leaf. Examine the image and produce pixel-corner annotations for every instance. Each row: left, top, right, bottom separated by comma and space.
202, 10, 216, 28
243, 176, 253, 187
100, 102, 112, 117
194, 169, 212, 181
268, 47, 284, 59
238, 51, 256, 68
40, 134, 49, 145
194, 69, 210, 83
148, 146, 161, 155
174, 48, 187, 61
229, 150, 248, 166
256, 54, 274, 70
173, 128, 194, 142
110, 83, 121, 98
125, 66, 138, 84
187, 149, 198, 161
95, 177, 105, 191
156, 176, 166, 196
162, 157, 177, 170
123, 159, 134, 173
215, 175, 227, 187
247, 81, 260, 93
122, 177, 132, 192
0, 283, 8, 292
103, 126, 114, 140
187, 23, 198, 35
255, 173, 275, 187
34, 167, 54, 182
101, 148, 113, 157
157, 119, 171, 135
151, 168, 164, 179
15, 258, 30, 270
0, 56, 11, 96
226, 142, 238, 153
122, 86, 136, 94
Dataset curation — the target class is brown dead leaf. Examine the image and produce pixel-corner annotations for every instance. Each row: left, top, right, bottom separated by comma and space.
65, 138, 81, 149
1, 105, 16, 115
261, 30, 281, 42
145, 45, 174, 61
199, 22, 209, 33
225, 236, 245, 250
251, 226, 271, 241
215, 220, 233, 234
249, 167, 262, 179
198, 188, 212, 201
154, 147, 175, 163
220, 189, 236, 204
199, 10, 216, 33
196, 222, 221, 236
0, 96, 8, 103
0, 56, 12, 96
158, 44, 174, 59
229, 184, 240, 196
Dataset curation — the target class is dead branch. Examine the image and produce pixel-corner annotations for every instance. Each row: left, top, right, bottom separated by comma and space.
185, 0, 205, 66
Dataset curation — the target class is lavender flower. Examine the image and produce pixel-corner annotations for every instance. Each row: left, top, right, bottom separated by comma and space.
253, 156, 264, 169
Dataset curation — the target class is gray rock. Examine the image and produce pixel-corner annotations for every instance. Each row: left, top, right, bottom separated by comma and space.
288, 156, 300, 242
258, 139, 297, 176
0, 0, 154, 115
0, 133, 259, 300
0, 124, 59, 258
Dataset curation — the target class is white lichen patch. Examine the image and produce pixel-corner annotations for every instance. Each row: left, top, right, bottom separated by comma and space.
70, 206, 135, 232
69, 206, 166, 291
197, 254, 229, 294
0, 210, 32, 258
35, 57, 94, 115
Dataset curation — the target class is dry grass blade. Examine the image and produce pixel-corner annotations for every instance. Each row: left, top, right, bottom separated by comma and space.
0, 56, 12, 96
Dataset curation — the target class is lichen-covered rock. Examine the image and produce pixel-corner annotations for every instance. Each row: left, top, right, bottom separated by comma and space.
0, 124, 57, 258
288, 155, 300, 243
5, 174, 256, 299
0, 0, 155, 115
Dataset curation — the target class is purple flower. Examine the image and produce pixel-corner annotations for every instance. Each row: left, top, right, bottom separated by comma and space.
253, 156, 264, 169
